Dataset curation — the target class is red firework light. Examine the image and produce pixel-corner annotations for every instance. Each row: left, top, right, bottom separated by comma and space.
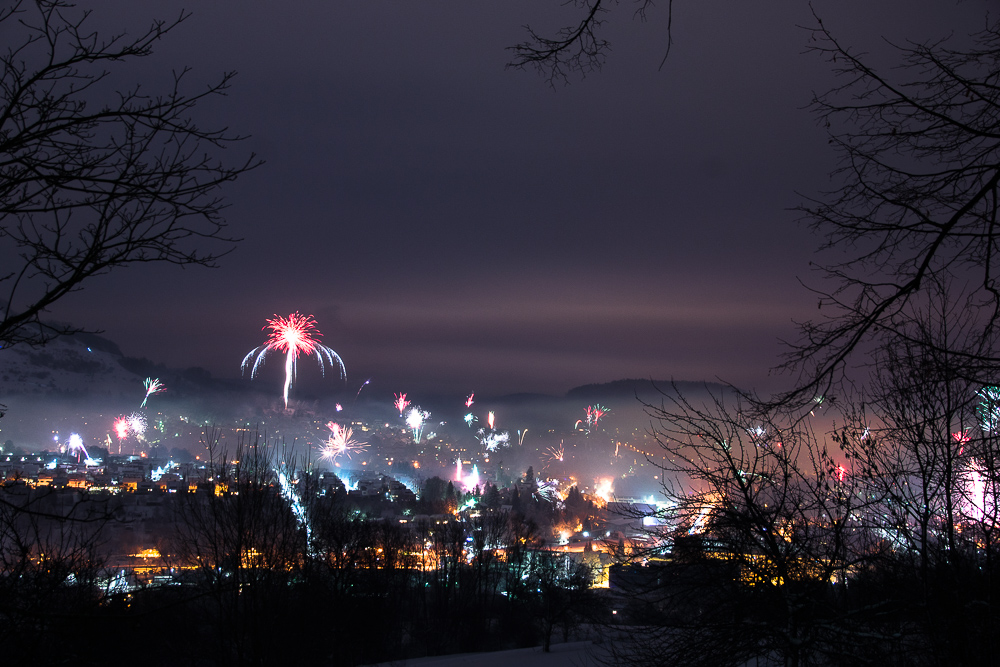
265, 312, 323, 355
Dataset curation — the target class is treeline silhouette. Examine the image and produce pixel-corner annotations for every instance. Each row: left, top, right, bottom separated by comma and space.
0, 431, 604, 667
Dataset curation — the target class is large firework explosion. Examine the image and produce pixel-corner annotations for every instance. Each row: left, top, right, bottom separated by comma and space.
242, 312, 346, 409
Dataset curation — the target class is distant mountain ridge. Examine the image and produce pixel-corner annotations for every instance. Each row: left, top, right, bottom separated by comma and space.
565, 378, 733, 401
0, 331, 240, 399
2, 330, 734, 408
0, 332, 137, 396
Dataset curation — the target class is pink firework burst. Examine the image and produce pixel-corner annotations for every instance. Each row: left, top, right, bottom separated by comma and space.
113, 417, 130, 440
591, 405, 607, 425
953, 430, 971, 456
394, 393, 411, 416
112, 413, 145, 455
584, 404, 609, 427
321, 421, 367, 462
242, 312, 346, 409
465, 393, 475, 408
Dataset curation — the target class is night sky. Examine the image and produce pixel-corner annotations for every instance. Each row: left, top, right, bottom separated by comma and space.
44, 1, 988, 398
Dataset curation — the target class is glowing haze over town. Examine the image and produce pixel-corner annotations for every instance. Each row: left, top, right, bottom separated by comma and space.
0, 1, 992, 664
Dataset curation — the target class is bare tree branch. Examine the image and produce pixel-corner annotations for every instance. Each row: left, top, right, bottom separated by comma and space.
506, 0, 670, 87
780, 13, 1000, 405
0, 0, 260, 348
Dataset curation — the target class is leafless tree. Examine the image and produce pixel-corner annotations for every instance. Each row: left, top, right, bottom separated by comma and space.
529, 549, 593, 652
507, 0, 670, 86
966, 384, 1000, 575
0, 483, 115, 660
466, 509, 510, 609
0, 0, 258, 348
839, 330, 978, 581
427, 515, 466, 602
308, 502, 375, 598
828, 288, 1000, 663
616, 386, 884, 667
786, 14, 1000, 403
170, 428, 303, 666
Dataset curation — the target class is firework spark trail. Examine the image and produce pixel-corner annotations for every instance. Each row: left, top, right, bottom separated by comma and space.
127, 413, 147, 438
953, 430, 971, 456
593, 405, 606, 425
487, 411, 495, 430
689, 500, 713, 535
242, 312, 346, 409
67, 433, 89, 462
455, 459, 481, 492
356, 378, 371, 400
150, 461, 180, 482
112, 413, 146, 455
589, 404, 608, 427
406, 407, 429, 443
481, 430, 509, 453
321, 421, 367, 461
961, 460, 999, 523
537, 480, 560, 503
113, 417, 130, 441
465, 393, 475, 408
394, 393, 411, 416
545, 443, 565, 463
276, 467, 316, 555
140, 378, 165, 408
980, 386, 1000, 433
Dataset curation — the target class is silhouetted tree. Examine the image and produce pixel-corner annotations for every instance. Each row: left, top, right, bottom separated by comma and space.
0, 0, 258, 348
615, 387, 873, 667
420, 476, 449, 513
0, 485, 112, 661
482, 482, 502, 510
169, 428, 302, 666
530, 551, 594, 652
834, 294, 1000, 663
785, 14, 1000, 404
507, 0, 669, 86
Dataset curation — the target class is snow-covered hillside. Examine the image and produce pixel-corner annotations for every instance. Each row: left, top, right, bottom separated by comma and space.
0, 333, 142, 397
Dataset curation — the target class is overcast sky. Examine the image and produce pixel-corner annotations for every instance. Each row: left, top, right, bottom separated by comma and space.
43, 0, 990, 398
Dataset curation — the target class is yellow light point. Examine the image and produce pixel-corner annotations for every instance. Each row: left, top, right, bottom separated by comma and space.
131, 548, 161, 559
594, 477, 614, 505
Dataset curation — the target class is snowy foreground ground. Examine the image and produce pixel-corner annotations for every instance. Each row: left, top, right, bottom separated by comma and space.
365, 638, 774, 667
365, 641, 603, 667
